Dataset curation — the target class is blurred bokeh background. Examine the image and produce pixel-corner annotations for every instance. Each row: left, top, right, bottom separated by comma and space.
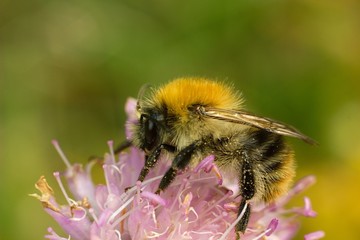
1, 0, 359, 239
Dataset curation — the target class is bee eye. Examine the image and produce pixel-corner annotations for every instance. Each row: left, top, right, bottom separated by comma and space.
141, 115, 159, 151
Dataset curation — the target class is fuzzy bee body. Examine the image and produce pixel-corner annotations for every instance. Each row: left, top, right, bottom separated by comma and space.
126, 77, 314, 234
201, 129, 294, 202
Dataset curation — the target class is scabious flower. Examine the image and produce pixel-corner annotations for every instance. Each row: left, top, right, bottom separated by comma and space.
31, 98, 324, 240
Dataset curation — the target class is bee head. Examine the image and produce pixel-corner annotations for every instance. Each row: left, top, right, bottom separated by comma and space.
138, 110, 164, 152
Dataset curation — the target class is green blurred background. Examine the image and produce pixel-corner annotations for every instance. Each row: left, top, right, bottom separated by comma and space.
1, 0, 359, 239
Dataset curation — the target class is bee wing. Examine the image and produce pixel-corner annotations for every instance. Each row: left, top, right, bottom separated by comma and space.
136, 83, 153, 112
199, 107, 317, 145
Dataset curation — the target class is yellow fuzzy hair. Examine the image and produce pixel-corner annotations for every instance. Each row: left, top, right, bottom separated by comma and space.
153, 77, 243, 118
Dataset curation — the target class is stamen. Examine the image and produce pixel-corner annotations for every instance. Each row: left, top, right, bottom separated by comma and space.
88, 208, 98, 224
52, 140, 71, 169
107, 195, 135, 225
114, 230, 122, 240
277, 175, 317, 207
107, 140, 116, 164
169, 178, 189, 212
141, 191, 166, 206
45, 227, 71, 240
251, 231, 268, 240
194, 155, 215, 173
200, 190, 233, 217
187, 207, 199, 224
290, 175, 316, 196
285, 197, 317, 217
151, 204, 158, 226
146, 226, 170, 239
198, 211, 228, 231
135, 181, 142, 204
70, 207, 87, 221
304, 230, 325, 240
219, 202, 248, 240
252, 218, 279, 239
109, 164, 123, 187
181, 192, 193, 214
110, 203, 142, 228
117, 175, 164, 206
303, 197, 317, 217
120, 175, 164, 199
184, 230, 220, 238
212, 165, 223, 185
265, 218, 278, 236
188, 176, 217, 183
53, 172, 76, 206
103, 165, 113, 195
223, 202, 238, 211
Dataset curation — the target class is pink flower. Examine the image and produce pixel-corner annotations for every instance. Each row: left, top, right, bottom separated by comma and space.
31, 98, 324, 240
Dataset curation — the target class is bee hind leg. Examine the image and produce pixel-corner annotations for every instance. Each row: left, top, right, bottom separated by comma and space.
236, 151, 256, 233
236, 198, 251, 234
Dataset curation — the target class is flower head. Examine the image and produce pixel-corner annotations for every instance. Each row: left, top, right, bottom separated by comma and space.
31, 98, 324, 240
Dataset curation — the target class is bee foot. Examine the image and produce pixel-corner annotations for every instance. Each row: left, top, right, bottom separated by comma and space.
124, 186, 133, 192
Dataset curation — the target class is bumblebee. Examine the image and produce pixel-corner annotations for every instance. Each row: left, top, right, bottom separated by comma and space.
119, 77, 315, 233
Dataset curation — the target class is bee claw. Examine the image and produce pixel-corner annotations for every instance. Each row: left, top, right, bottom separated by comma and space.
124, 186, 133, 192
236, 231, 241, 240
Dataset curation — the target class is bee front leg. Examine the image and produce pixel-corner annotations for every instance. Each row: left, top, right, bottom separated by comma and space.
138, 144, 175, 182
155, 142, 199, 194
89, 140, 132, 162
114, 140, 132, 155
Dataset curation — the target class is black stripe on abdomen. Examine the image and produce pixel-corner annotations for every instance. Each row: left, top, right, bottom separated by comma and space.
248, 130, 286, 172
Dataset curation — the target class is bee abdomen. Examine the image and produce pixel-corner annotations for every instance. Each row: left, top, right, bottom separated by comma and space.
249, 129, 295, 202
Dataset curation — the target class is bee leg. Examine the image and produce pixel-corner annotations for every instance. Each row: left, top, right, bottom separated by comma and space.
138, 144, 176, 182
89, 140, 132, 163
114, 140, 132, 155
155, 142, 199, 194
236, 198, 251, 234
236, 152, 256, 233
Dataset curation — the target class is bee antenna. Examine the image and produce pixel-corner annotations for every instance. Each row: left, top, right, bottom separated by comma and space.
136, 83, 152, 112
